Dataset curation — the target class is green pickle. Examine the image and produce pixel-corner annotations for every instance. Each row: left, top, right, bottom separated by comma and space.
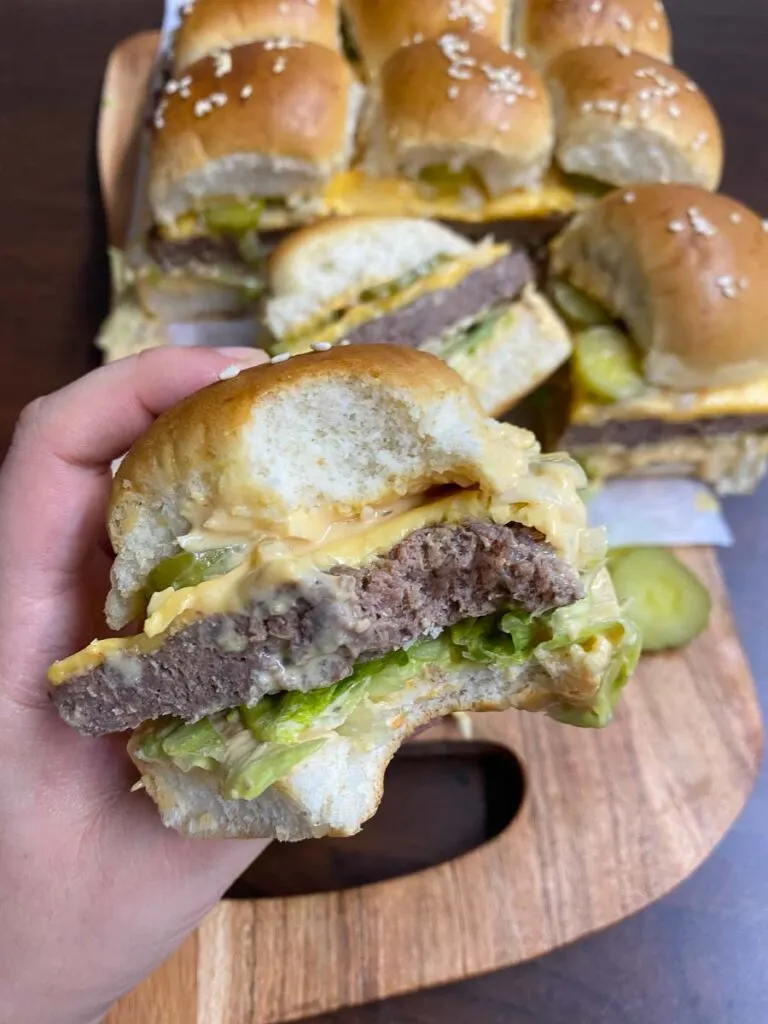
608, 548, 711, 652
549, 280, 611, 329
203, 199, 265, 235
418, 164, 487, 196
147, 546, 244, 596
573, 326, 644, 402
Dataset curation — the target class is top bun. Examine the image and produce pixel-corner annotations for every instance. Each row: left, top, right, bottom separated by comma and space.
362, 33, 554, 195
547, 47, 723, 190
107, 345, 541, 625
267, 216, 473, 336
150, 41, 362, 224
343, 0, 511, 77
173, 0, 341, 73
550, 184, 768, 390
517, 0, 672, 69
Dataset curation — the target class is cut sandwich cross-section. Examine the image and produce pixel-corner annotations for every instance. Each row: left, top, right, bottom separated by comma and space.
49, 345, 639, 840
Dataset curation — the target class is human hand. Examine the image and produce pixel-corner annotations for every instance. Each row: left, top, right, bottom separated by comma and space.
0, 347, 270, 1024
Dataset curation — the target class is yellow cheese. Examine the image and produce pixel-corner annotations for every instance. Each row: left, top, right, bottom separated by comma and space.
49, 489, 514, 684
284, 243, 509, 351
321, 170, 587, 222
571, 375, 768, 426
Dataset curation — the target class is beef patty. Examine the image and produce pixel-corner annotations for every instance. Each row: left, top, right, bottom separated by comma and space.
339, 250, 534, 349
146, 230, 245, 271
562, 413, 768, 449
52, 519, 582, 737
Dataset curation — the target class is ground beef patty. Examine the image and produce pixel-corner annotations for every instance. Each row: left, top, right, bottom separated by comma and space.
340, 250, 534, 349
146, 231, 245, 271
52, 519, 583, 737
562, 413, 768, 449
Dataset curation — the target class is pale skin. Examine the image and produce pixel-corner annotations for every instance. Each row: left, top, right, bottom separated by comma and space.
0, 347, 271, 1024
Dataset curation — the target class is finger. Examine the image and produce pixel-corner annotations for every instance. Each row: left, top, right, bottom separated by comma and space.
0, 346, 266, 592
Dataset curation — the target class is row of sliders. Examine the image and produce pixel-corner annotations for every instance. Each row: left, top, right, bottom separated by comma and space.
260, 183, 768, 496
134, 0, 722, 321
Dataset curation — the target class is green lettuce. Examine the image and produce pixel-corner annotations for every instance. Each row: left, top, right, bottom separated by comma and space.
223, 739, 327, 801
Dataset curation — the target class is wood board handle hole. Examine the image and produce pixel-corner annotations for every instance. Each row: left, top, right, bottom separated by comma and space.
226, 740, 525, 900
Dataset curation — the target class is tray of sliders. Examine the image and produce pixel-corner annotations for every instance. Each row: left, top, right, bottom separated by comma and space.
78, 1, 768, 1021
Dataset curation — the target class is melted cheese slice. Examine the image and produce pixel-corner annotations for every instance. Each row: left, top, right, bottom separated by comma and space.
284, 242, 509, 351
321, 171, 588, 222
49, 489, 519, 685
571, 375, 768, 426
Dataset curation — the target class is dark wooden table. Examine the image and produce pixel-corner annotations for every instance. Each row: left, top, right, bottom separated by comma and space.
2, 1, 767, 1021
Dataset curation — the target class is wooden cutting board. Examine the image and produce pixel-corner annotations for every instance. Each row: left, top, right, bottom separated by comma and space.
99, 36, 763, 1023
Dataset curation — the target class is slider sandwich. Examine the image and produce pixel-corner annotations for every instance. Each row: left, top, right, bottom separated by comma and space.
547, 184, 768, 495
172, 0, 342, 74
546, 47, 722, 191
342, 0, 512, 79
516, 0, 672, 69
264, 216, 572, 416
49, 346, 639, 840
135, 39, 363, 321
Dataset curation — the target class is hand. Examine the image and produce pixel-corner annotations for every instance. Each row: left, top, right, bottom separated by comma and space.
0, 347, 270, 1024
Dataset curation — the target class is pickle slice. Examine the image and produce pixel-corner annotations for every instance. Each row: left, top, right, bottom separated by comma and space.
608, 548, 711, 652
203, 200, 265, 235
549, 280, 611, 328
147, 547, 244, 596
573, 326, 644, 402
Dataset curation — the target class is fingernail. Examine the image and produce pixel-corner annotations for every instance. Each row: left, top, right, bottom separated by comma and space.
216, 346, 269, 366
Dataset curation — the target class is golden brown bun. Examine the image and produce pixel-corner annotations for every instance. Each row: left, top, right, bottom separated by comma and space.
364, 33, 554, 194
173, 0, 341, 73
343, 0, 511, 77
547, 47, 723, 190
517, 0, 672, 68
550, 184, 768, 389
150, 41, 362, 223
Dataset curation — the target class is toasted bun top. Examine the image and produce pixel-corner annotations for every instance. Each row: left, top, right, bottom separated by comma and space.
518, 0, 672, 68
343, 0, 511, 76
376, 33, 552, 160
173, 0, 341, 73
150, 41, 357, 215
550, 184, 768, 389
267, 216, 473, 334
547, 47, 723, 190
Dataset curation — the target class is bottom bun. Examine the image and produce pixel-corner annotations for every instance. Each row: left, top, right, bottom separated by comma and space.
135, 265, 264, 323
129, 607, 633, 842
571, 433, 768, 496
436, 288, 571, 417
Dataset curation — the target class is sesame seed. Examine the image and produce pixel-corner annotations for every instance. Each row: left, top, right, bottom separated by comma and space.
210, 92, 227, 107
616, 44, 632, 56
273, 56, 287, 73
213, 48, 233, 78
668, 220, 686, 233
164, 79, 179, 95
691, 131, 709, 151
338, 339, 352, 346
668, 103, 681, 118
311, 341, 333, 352
617, 13, 634, 31
513, 47, 527, 59
412, 31, 424, 44
596, 98, 619, 113
730, 212, 742, 224
623, 191, 636, 203
218, 365, 241, 381
739, 277, 750, 289
241, 85, 253, 100
649, 17, 660, 29
179, 75, 192, 88
194, 98, 212, 117
179, 87, 191, 99
688, 207, 717, 236
589, 0, 602, 12
271, 352, 291, 363
448, 84, 460, 99
685, 81, 699, 92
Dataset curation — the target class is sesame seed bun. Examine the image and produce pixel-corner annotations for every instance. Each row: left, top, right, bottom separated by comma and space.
547, 47, 723, 190
149, 41, 363, 225
173, 0, 341, 73
362, 33, 554, 195
517, 0, 672, 69
343, 0, 511, 78
550, 184, 768, 389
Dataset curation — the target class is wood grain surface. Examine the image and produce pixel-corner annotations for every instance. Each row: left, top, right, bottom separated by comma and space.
2, 1, 768, 1022
104, 550, 763, 1023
